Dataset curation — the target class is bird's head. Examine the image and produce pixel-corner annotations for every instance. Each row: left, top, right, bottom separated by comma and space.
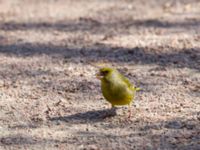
96, 67, 114, 80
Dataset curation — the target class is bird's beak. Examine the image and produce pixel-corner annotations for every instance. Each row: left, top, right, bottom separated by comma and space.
95, 72, 102, 80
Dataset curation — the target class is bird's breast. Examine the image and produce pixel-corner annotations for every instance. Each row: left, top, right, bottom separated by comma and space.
101, 80, 133, 105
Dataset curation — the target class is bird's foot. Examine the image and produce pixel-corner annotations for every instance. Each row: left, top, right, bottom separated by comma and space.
127, 107, 132, 119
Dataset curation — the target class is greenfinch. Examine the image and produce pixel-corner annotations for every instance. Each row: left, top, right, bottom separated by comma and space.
96, 67, 140, 117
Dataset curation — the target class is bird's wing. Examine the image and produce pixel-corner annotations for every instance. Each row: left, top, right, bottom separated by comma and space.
118, 73, 133, 88
119, 73, 140, 91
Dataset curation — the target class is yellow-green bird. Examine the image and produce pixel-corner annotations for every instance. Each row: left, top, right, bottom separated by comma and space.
96, 67, 140, 118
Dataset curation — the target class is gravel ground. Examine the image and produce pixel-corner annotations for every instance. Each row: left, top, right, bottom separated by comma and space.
0, 0, 200, 149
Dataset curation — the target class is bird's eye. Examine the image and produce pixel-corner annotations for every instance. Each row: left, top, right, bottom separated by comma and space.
102, 71, 109, 75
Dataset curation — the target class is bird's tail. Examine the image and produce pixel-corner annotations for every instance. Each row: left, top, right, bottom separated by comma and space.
135, 87, 141, 91
131, 87, 141, 92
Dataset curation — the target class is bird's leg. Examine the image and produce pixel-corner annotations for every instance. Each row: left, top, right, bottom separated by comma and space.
111, 104, 115, 109
128, 104, 132, 118
109, 104, 117, 116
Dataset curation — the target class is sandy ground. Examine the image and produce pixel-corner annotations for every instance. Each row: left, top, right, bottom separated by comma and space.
0, 0, 200, 149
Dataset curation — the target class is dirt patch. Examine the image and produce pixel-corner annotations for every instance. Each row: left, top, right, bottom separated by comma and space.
0, 0, 200, 149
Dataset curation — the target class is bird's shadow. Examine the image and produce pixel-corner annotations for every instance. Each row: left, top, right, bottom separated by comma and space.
49, 108, 117, 123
